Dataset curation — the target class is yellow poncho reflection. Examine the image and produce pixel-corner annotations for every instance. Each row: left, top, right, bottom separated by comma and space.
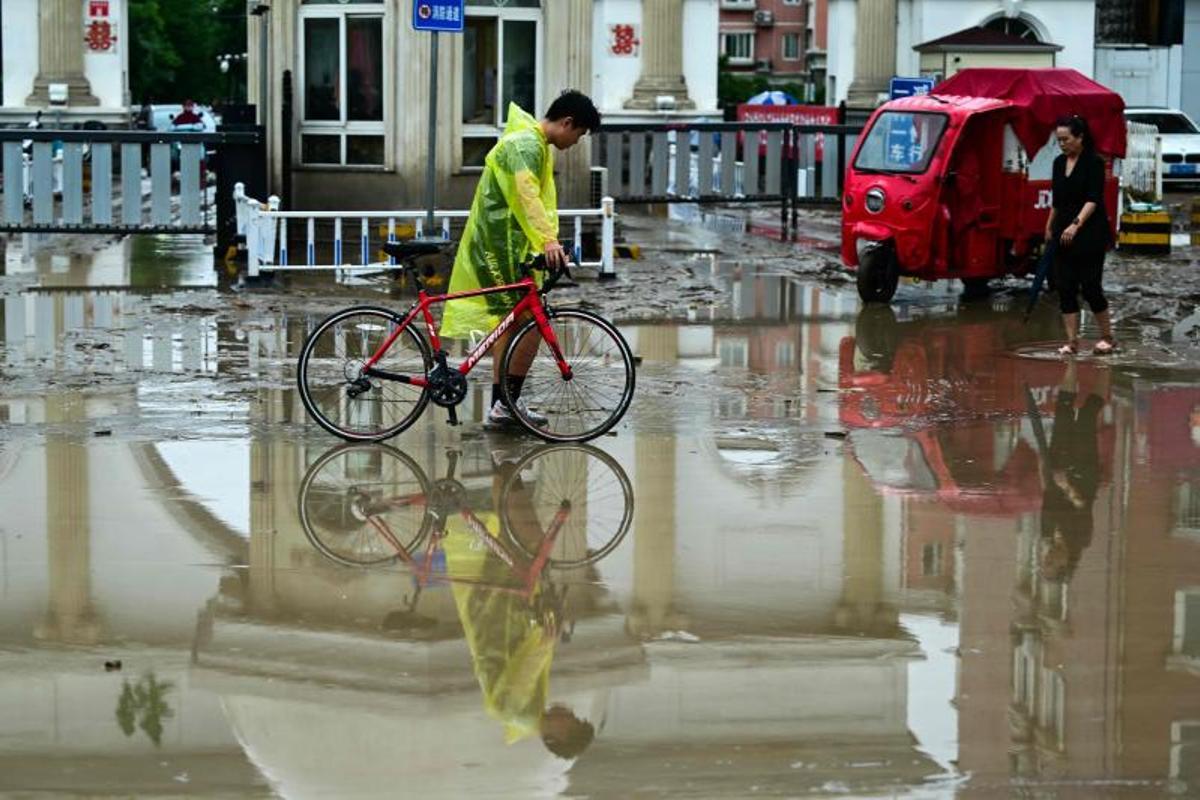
441, 103, 559, 340
443, 513, 556, 744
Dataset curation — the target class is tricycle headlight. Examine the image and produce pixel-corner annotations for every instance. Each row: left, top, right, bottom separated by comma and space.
865, 188, 886, 214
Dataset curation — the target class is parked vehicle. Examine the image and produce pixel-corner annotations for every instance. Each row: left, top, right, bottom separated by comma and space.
842, 68, 1126, 304
1124, 106, 1200, 185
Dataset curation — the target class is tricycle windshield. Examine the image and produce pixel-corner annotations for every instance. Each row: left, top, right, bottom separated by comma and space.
854, 112, 948, 174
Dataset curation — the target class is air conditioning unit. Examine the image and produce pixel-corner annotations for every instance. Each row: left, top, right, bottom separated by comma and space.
754, 10, 775, 26
754, 58, 773, 72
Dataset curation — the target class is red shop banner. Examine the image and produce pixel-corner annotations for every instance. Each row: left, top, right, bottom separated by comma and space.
736, 104, 839, 161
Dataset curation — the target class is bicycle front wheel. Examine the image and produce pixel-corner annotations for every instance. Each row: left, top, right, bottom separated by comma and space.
298, 443, 432, 567
501, 309, 636, 442
298, 306, 431, 441
501, 444, 634, 569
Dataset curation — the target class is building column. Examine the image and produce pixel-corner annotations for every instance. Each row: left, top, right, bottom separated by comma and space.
34, 389, 101, 644
626, 0, 694, 110
835, 451, 897, 636
846, 0, 897, 110
27, 0, 100, 106
544, 0, 595, 206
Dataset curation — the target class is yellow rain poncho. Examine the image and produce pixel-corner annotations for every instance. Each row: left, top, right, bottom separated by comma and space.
441, 103, 558, 340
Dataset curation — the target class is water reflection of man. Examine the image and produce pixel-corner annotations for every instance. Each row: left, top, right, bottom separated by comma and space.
442, 459, 595, 758
1039, 362, 1107, 582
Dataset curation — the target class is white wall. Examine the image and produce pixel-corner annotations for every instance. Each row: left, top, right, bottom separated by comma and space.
81, 0, 131, 109
591, 0, 718, 115
1094, 45, 1181, 108
827, 0, 858, 106
682, 0, 720, 113
1, 0, 129, 111
1184, 0, 1200, 121
1, 0, 39, 108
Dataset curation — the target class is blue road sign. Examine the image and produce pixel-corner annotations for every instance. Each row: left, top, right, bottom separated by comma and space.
889, 76, 935, 100
413, 0, 464, 33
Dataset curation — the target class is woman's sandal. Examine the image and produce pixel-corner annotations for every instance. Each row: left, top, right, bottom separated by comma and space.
1093, 337, 1117, 355
1057, 340, 1078, 356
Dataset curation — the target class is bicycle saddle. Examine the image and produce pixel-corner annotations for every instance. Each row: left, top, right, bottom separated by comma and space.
382, 240, 446, 261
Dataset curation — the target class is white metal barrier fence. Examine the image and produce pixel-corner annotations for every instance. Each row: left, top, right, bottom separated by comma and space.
234, 184, 617, 281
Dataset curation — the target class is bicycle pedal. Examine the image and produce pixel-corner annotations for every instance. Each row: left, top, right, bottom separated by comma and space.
446, 407, 460, 426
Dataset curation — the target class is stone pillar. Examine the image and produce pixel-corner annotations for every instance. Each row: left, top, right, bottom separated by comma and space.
544, 0, 595, 206
626, 0, 694, 110
834, 451, 897, 636
27, 0, 100, 106
627, 433, 682, 638
846, 0, 897, 110
34, 388, 101, 645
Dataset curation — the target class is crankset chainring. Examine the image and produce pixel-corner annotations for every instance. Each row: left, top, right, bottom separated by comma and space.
427, 364, 468, 407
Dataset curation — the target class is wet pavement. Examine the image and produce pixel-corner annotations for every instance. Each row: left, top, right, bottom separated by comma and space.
2, 228, 1200, 798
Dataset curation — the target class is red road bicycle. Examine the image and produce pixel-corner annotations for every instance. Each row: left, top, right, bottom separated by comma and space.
297, 241, 636, 443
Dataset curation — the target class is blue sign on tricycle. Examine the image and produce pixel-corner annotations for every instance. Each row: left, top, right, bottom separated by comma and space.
413, 0, 464, 32
889, 76, 935, 100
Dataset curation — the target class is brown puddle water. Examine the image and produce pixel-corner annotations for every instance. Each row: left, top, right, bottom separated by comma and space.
0, 237, 1198, 797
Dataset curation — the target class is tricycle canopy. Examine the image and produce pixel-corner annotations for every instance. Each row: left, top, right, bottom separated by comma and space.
933, 68, 1126, 158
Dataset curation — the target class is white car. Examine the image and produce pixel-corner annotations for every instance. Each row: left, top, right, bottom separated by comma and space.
1124, 107, 1200, 185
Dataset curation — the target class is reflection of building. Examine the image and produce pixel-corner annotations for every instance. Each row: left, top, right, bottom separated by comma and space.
839, 301, 1200, 791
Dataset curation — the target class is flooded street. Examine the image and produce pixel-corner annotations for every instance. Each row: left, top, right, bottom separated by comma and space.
2, 231, 1200, 798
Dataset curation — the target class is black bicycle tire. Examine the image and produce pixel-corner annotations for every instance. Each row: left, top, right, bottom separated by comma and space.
297, 305, 432, 442
500, 443, 635, 569
500, 308, 636, 443
298, 442, 433, 567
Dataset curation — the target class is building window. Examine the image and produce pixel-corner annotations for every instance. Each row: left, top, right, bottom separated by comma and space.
1175, 590, 1200, 658
782, 33, 801, 60
1172, 722, 1200, 784
1175, 481, 1200, 535
299, 1, 387, 167
922, 542, 943, 577
782, 0, 803, 5
983, 15, 1040, 41
721, 32, 754, 65
461, 1, 542, 169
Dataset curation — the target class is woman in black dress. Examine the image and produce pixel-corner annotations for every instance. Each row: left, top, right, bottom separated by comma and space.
1045, 115, 1116, 355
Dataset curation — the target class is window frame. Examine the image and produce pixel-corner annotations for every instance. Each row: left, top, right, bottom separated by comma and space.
297, 1, 391, 170
457, 4, 544, 173
721, 32, 755, 65
782, 32, 801, 61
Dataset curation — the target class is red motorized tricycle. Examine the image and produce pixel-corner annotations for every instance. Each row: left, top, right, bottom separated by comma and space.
842, 69, 1126, 304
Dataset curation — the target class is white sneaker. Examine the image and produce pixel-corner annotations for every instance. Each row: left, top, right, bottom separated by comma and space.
514, 396, 549, 427
485, 398, 548, 429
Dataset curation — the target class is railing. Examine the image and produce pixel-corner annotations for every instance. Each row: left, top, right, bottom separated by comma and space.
0, 128, 263, 234
594, 121, 862, 240
235, 185, 617, 281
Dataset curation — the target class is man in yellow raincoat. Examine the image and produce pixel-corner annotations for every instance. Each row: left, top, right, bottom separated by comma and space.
440, 90, 601, 430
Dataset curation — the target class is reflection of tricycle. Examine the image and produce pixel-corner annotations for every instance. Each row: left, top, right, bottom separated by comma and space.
838, 305, 1115, 516
842, 69, 1126, 304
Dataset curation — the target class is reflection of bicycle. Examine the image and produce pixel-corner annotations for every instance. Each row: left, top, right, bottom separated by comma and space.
296, 246, 636, 443
297, 443, 634, 580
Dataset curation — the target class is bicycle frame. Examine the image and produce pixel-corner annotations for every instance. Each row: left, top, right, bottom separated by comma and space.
361, 275, 573, 387
364, 490, 573, 599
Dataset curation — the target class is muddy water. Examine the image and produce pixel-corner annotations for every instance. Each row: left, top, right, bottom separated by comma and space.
1, 236, 1199, 797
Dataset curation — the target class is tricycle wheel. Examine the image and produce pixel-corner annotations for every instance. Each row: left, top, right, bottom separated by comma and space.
856, 243, 900, 304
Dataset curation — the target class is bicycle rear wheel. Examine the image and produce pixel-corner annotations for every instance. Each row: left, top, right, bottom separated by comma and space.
500, 444, 634, 569
298, 306, 431, 441
298, 443, 432, 567
501, 309, 635, 442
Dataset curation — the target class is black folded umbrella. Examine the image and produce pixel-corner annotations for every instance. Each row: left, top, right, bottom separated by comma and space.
1024, 239, 1057, 322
